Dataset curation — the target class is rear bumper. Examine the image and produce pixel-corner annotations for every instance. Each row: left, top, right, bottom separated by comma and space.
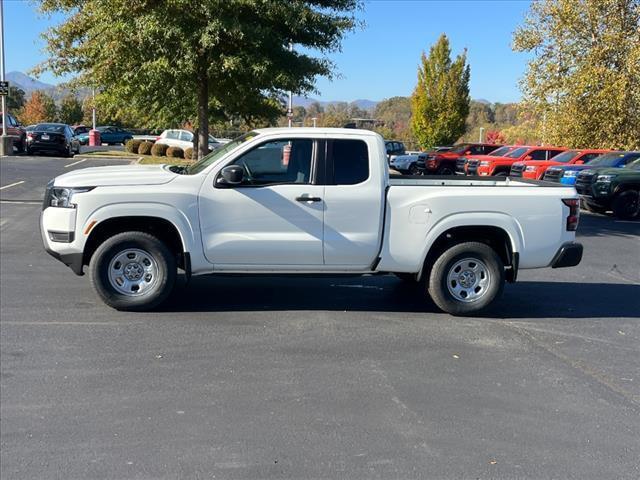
551, 242, 583, 268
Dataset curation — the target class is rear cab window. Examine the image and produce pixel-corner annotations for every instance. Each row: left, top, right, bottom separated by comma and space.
327, 139, 370, 185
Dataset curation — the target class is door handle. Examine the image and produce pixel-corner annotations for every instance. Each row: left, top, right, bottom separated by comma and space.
295, 196, 322, 203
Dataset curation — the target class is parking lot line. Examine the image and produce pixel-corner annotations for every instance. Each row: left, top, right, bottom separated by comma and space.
0, 180, 25, 190
64, 158, 88, 168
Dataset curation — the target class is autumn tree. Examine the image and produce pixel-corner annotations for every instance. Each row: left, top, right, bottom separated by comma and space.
411, 34, 470, 148
19, 91, 57, 125
485, 130, 506, 144
513, 0, 640, 149
58, 95, 83, 125
39, 0, 360, 159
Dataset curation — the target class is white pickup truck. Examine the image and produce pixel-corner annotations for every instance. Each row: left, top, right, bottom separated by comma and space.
41, 128, 583, 315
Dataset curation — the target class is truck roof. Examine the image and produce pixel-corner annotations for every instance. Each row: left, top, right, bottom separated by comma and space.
254, 127, 380, 136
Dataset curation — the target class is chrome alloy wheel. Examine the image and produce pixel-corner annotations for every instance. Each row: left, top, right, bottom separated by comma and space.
108, 248, 159, 296
446, 257, 491, 303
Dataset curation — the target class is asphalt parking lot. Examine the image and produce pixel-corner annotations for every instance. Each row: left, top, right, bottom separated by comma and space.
1, 154, 639, 479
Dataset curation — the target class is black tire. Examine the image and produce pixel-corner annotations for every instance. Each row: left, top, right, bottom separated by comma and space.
394, 272, 418, 283
437, 165, 454, 176
582, 200, 607, 214
612, 190, 640, 220
428, 241, 505, 316
63, 145, 72, 158
16, 139, 25, 154
90, 231, 177, 311
408, 163, 419, 175
494, 171, 508, 177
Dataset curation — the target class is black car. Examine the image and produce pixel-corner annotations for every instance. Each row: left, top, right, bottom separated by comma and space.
26, 123, 81, 157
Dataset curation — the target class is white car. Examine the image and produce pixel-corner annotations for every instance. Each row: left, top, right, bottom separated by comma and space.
41, 128, 583, 315
155, 129, 228, 151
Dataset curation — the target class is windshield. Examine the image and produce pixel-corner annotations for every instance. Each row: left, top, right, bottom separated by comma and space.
36, 124, 65, 133
489, 146, 512, 157
625, 158, 640, 170
506, 147, 529, 158
549, 150, 579, 163
588, 152, 627, 167
185, 131, 258, 175
449, 143, 471, 153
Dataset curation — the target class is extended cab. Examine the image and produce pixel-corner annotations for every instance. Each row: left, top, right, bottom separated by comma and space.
419, 143, 502, 175
468, 146, 566, 177
510, 149, 610, 180
41, 128, 583, 315
575, 157, 640, 219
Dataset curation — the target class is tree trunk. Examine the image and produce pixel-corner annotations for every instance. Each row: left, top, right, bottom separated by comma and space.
197, 66, 209, 160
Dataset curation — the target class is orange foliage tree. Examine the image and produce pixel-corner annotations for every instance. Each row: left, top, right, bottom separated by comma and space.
18, 91, 57, 125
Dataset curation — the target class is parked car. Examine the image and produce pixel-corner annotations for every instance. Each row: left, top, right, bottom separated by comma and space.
75, 126, 134, 145
72, 125, 91, 136
418, 143, 502, 175
456, 145, 518, 175
575, 157, 640, 219
468, 145, 566, 177
544, 151, 640, 185
26, 123, 81, 157
156, 129, 224, 152
25, 124, 37, 132
510, 149, 610, 180
0, 112, 26, 153
41, 127, 583, 315
389, 153, 420, 174
384, 140, 406, 164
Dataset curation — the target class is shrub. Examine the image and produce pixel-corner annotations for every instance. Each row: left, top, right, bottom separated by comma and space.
138, 141, 154, 155
184, 147, 194, 160
151, 142, 168, 157
166, 146, 184, 158
125, 139, 142, 154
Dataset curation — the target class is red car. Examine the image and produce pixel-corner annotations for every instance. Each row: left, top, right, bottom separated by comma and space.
0, 112, 26, 153
457, 145, 519, 175
468, 145, 566, 177
510, 149, 611, 180
418, 143, 503, 175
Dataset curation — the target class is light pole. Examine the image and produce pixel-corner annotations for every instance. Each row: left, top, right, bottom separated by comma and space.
478, 127, 485, 143
287, 42, 293, 128
0, 0, 11, 156
92, 87, 96, 130
312, 117, 317, 128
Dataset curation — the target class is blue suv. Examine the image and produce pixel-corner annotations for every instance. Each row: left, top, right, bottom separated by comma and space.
543, 151, 640, 185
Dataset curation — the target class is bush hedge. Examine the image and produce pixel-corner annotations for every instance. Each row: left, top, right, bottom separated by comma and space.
138, 141, 154, 155
125, 139, 143, 154
184, 147, 194, 160
151, 142, 168, 157
166, 146, 184, 158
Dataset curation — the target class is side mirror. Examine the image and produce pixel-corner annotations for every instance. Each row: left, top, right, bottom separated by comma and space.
218, 165, 244, 185
525, 155, 533, 161
465, 151, 471, 155
575, 160, 584, 164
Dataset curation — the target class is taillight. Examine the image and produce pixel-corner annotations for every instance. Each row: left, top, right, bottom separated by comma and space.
27, 133, 35, 139
562, 198, 579, 231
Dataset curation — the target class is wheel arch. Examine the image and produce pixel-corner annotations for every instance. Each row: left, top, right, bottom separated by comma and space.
418, 216, 522, 283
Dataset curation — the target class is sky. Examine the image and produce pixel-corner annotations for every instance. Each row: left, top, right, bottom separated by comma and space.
2, 0, 533, 103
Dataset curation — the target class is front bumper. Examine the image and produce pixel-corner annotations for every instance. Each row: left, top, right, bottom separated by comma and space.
40, 207, 84, 275
551, 242, 583, 268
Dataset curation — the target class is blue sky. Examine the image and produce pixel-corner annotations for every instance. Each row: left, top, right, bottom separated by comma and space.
3, 0, 532, 103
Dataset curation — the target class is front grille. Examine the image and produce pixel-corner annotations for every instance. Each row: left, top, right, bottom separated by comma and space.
510, 164, 525, 177
467, 160, 479, 175
575, 172, 595, 195
544, 169, 562, 182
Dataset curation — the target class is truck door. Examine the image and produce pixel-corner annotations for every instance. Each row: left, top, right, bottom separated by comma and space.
199, 138, 325, 267
322, 138, 383, 268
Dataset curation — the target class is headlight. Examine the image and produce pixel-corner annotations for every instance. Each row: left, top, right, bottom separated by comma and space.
525, 166, 537, 172
47, 187, 94, 208
480, 161, 490, 166
562, 170, 578, 177
596, 174, 616, 182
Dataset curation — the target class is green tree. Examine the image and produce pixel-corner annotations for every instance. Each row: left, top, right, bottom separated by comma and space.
58, 95, 84, 125
7, 86, 26, 111
38, 0, 360, 158
411, 34, 470, 148
514, 0, 640, 149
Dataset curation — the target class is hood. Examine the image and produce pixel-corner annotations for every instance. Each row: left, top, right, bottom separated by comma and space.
54, 164, 177, 187
553, 164, 591, 172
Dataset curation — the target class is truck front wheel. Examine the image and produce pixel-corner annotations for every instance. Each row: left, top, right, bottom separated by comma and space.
612, 190, 640, 220
90, 231, 177, 311
428, 242, 504, 315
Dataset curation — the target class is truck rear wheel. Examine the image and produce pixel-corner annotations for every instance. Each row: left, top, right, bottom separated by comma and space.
612, 190, 640, 220
428, 242, 504, 315
90, 231, 176, 311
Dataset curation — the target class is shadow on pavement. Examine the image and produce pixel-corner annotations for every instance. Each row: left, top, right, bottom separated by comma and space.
162, 275, 640, 319
577, 212, 639, 238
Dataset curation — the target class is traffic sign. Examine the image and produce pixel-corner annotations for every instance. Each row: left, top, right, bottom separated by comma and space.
0, 81, 8, 96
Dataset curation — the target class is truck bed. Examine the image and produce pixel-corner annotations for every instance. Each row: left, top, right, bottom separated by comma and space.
388, 174, 565, 188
